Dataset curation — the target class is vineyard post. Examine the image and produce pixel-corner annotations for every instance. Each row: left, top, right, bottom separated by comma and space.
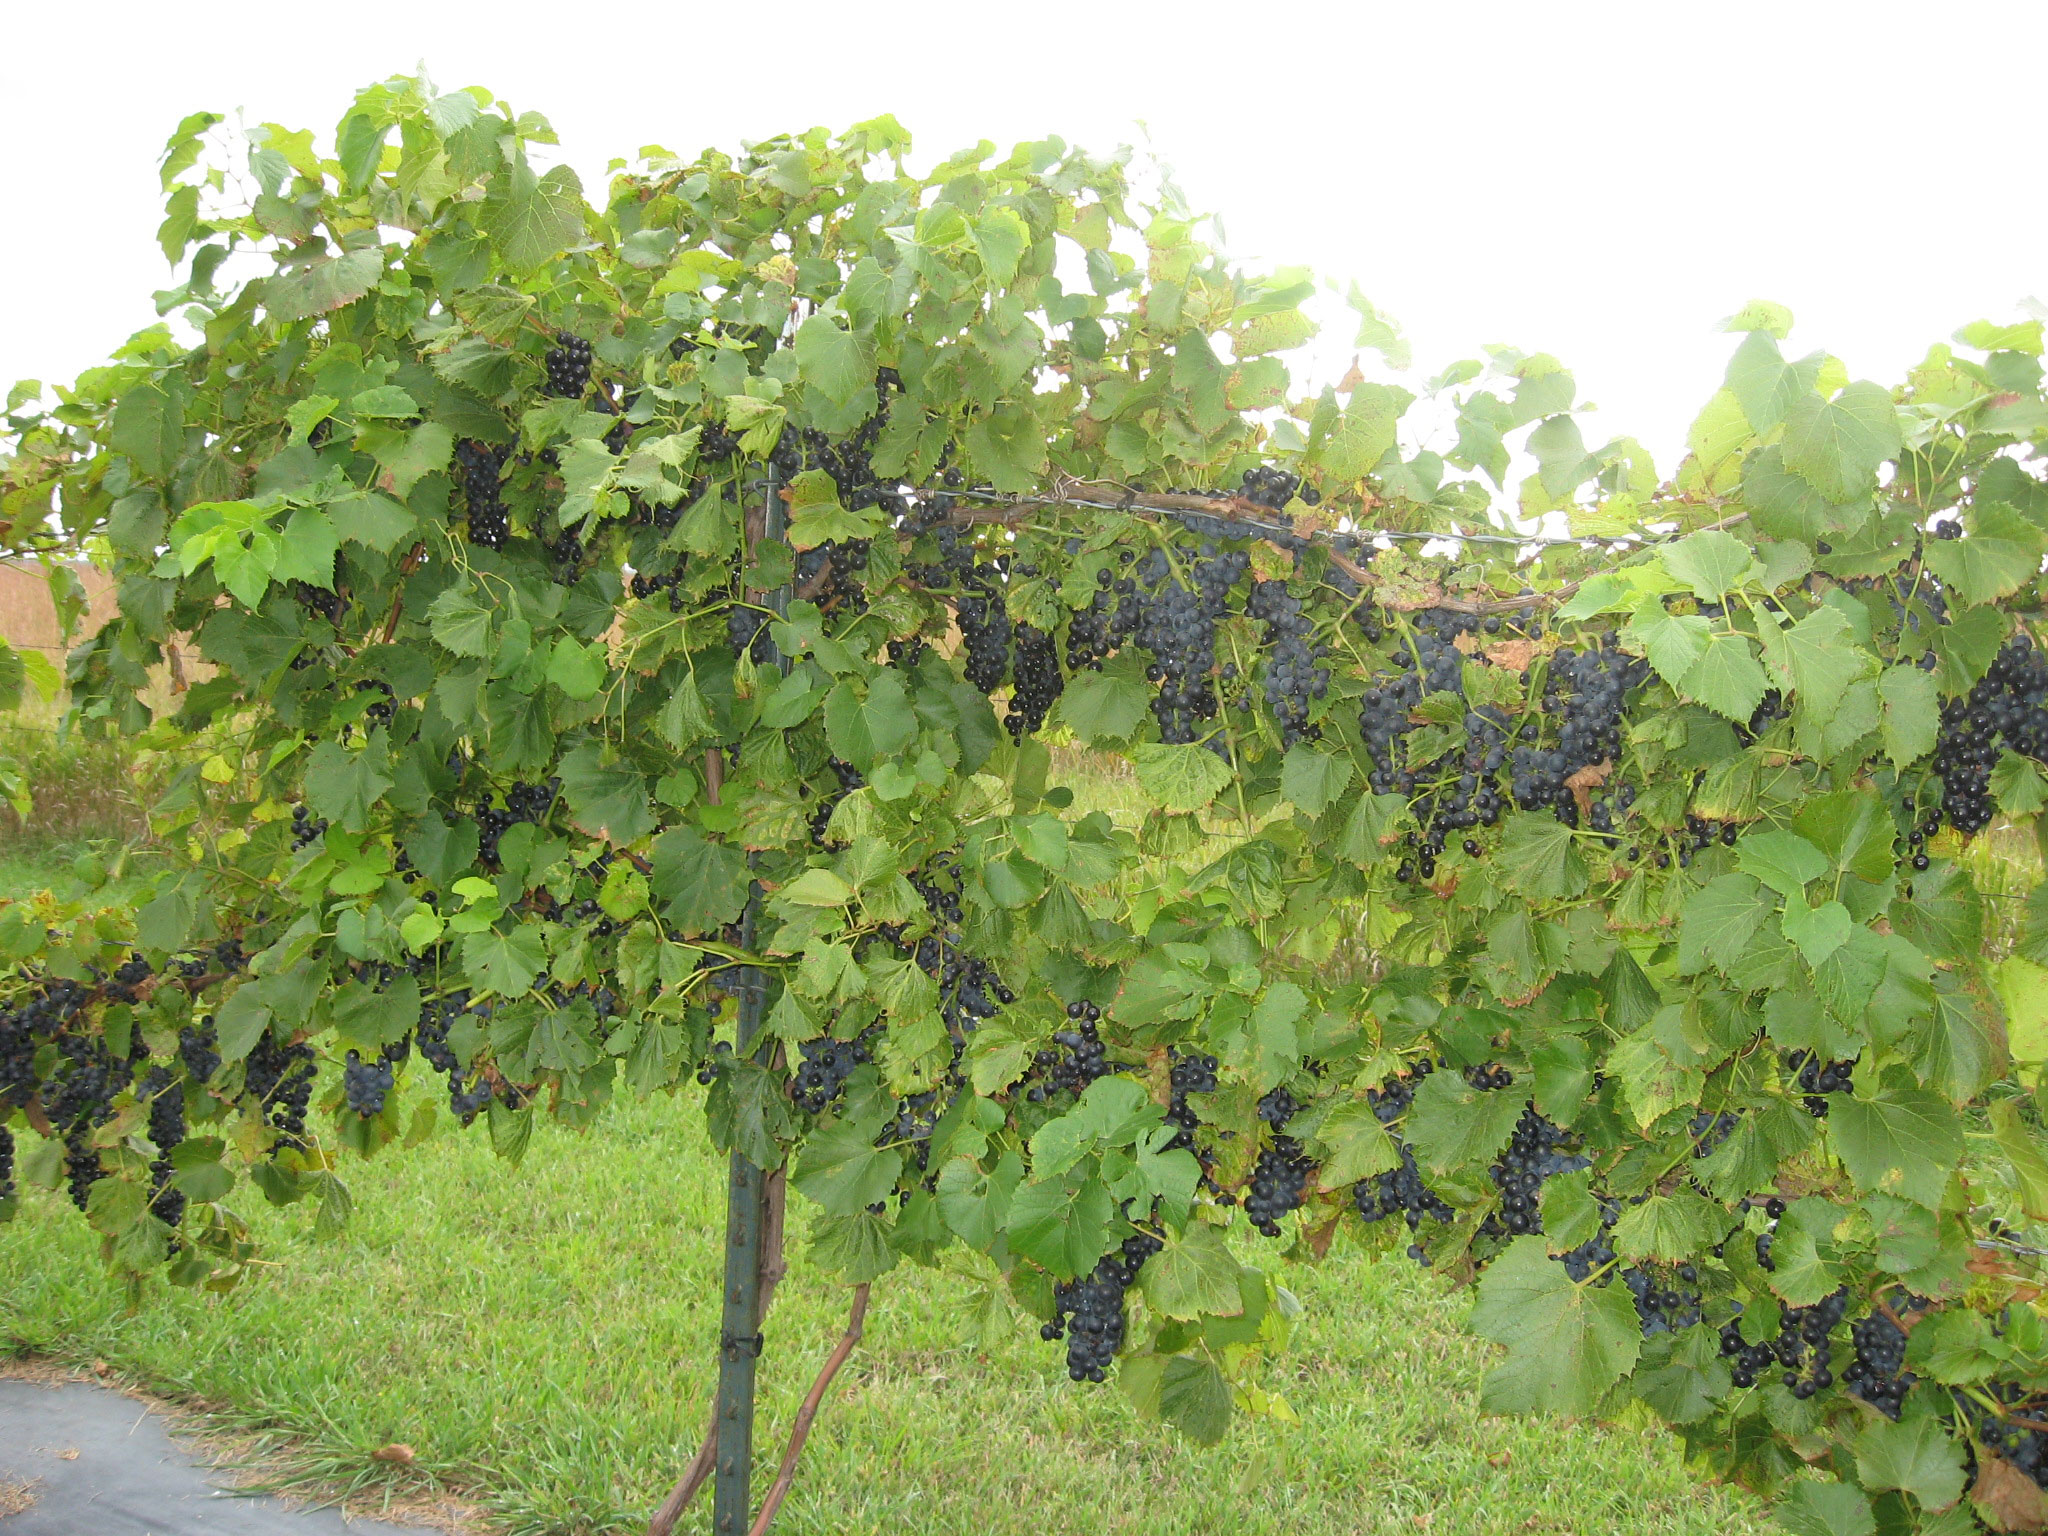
712, 471, 784, 1535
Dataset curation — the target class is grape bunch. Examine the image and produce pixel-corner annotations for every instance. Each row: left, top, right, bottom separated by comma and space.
1239, 464, 1318, 510
1165, 1048, 1218, 1151
808, 758, 863, 847
1005, 622, 1063, 738
454, 439, 511, 550
0, 1124, 13, 1206
1042, 1230, 1162, 1381
1246, 579, 1327, 746
1026, 1002, 1112, 1101
1352, 1070, 1455, 1261
1131, 544, 1245, 744
545, 331, 593, 397
1786, 1050, 1857, 1116
789, 1034, 870, 1113
141, 1065, 187, 1225
1963, 1382, 2048, 1488
1510, 639, 1646, 825
290, 803, 328, 850
343, 1047, 397, 1118
1719, 1286, 1848, 1395
1245, 1133, 1316, 1238
1844, 1306, 1917, 1418
1064, 563, 1142, 672
474, 779, 558, 866
1483, 1105, 1589, 1237
245, 1033, 316, 1150
1932, 634, 2048, 834
957, 585, 1012, 694
1623, 1265, 1702, 1336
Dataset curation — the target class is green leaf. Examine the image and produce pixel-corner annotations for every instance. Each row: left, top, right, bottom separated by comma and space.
1922, 503, 2046, 607
1280, 745, 1353, 816
261, 247, 384, 322
1155, 1355, 1232, 1445
1990, 1099, 2048, 1222
1662, 529, 1762, 601
791, 1118, 903, 1215
1761, 607, 1866, 718
1774, 1481, 1874, 1536
784, 470, 887, 550
1723, 330, 1822, 434
1877, 665, 1939, 768
649, 827, 749, 933
213, 985, 272, 1066
1469, 1236, 1642, 1415
1678, 874, 1772, 975
1736, 830, 1829, 897
1312, 1099, 1401, 1187
461, 926, 548, 997
110, 377, 187, 478
823, 671, 916, 773
545, 638, 607, 701
556, 742, 655, 844
1132, 743, 1235, 814
1853, 1414, 1966, 1512
1681, 631, 1770, 722
1406, 1069, 1526, 1177
1829, 1087, 1965, 1209
484, 161, 586, 270
304, 739, 392, 833
1137, 1224, 1247, 1321
793, 314, 876, 405
1005, 1173, 1113, 1280
1626, 601, 1712, 686
1781, 382, 1903, 502
1495, 813, 1586, 901
1056, 672, 1151, 745
1320, 383, 1408, 481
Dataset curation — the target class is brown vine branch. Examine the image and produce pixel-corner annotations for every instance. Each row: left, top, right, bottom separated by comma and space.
645, 1425, 718, 1536
745, 1283, 871, 1536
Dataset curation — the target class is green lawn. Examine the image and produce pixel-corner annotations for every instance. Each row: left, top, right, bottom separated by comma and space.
0, 1088, 1768, 1536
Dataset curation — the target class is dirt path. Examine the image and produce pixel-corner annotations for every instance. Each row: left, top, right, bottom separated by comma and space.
0, 1378, 448, 1535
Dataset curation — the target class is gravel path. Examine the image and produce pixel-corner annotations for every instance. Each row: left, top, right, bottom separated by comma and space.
0, 1379, 445, 1535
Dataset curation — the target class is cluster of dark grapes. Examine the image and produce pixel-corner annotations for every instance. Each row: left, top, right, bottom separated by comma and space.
903, 856, 1013, 1038
141, 1065, 186, 1225
177, 1020, 220, 1082
3, 977, 96, 1106
1164, 1047, 1218, 1152
1688, 1110, 1740, 1159
1624, 1266, 1703, 1336
728, 604, 773, 663
789, 1034, 870, 1113
474, 779, 557, 866
1352, 1070, 1456, 1261
1238, 464, 1318, 511
245, 1032, 316, 1150
342, 1041, 405, 1118
1932, 634, 2048, 834
1245, 1132, 1316, 1237
795, 538, 872, 617
1005, 623, 1063, 738
1482, 1105, 1589, 1237
1510, 639, 1646, 825
544, 331, 593, 397
957, 591, 1012, 696
1042, 1230, 1162, 1381
1132, 544, 1247, 746
1025, 1002, 1112, 1102
1245, 580, 1327, 746
1844, 1305, 1918, 1417
290, 803, 328, 851
1642, 812, 1737, 870
0, 1124, 13, 1206
629, 564, 691, 612
1720, 1287, 1848, 1395
454, 439, 511, 550
1786, 1050, 1857, 1117
1065, 561, 1143, 672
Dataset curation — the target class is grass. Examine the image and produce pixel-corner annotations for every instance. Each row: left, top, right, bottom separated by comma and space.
0, 697, 147, 850
0, 1089, 1768, 1536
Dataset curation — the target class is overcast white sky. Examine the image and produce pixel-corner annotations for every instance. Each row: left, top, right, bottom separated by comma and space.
7, 0, 2043, 481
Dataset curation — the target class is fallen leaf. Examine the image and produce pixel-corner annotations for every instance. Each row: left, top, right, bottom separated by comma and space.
373, 1444, 417, 1465
1484, 640, 1538, 672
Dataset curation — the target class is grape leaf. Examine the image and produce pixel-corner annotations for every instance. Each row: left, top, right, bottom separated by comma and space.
1829, 1087, 1965, 1209
1469, 1236, 1642, 1415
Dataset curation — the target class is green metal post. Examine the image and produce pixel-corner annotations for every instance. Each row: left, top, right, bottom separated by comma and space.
712, 471, 784, 1536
